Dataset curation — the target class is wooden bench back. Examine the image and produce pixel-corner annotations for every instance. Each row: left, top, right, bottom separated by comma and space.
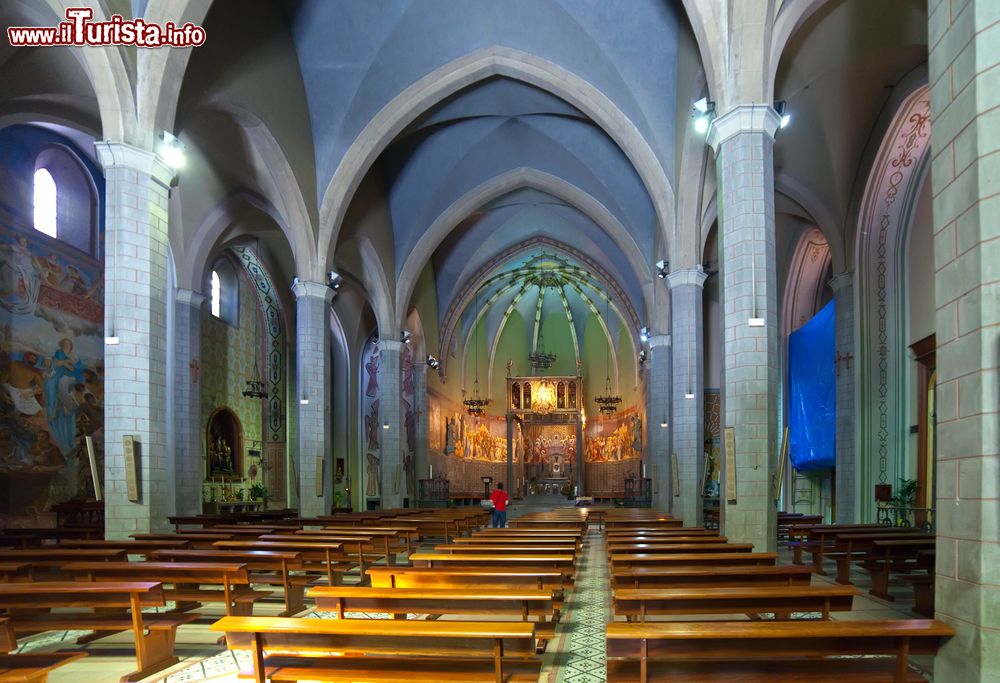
367, 566, 569, 590
64, 561, 251, 584
0, 581, 165, 609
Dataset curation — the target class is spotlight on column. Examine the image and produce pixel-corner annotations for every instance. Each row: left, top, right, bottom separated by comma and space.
426, 354, 440, 369
775, 100, 791, 128
291, 276, 301, 289
327, 271, 343, 289
660, 419, 669, 428
158, 131, 186, 170
299, 398, 309, 405
748, 317, 766, 327
382, 422, 390, 430
656, 260, 669, 279
692, 97, 715, 135
684, 392, 696, 399
401, 330, 412, 345
639, 327, 650, 344
638, 350, 647, 364
104, 336, 120, 345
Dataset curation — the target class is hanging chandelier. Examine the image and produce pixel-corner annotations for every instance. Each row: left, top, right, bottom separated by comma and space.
242, 306, 267, 400
464, 289, 491, 416
528, 278, 557, 371
533, 379, 557, 415
463, 380, 491, 417
594, 288, 621, 415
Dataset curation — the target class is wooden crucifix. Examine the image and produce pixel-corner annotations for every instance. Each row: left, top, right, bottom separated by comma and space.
189, 358, 200, 383
835, 351, 853, 376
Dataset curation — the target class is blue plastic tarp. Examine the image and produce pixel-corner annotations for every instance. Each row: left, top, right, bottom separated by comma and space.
788, 300, 836, 472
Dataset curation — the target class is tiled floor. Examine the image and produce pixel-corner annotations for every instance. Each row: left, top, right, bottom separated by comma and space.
13, 506, 934, 682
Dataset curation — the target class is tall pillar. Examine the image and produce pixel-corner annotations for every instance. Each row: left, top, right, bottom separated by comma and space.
646, 334, 672, 512
292, 280, 332, 517
668, 268, 708, 526
413, 362, 430, 500
707, 106, 781, 553
929, 1, 1000, 678
174, 289, 204, 516
379, 340, 404, 509
828, 272, 856, 523
95, 142, 173, 539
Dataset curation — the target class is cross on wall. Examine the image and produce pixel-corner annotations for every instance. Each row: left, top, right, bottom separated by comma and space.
835, 351, 853, 376
190, 359, 200, 383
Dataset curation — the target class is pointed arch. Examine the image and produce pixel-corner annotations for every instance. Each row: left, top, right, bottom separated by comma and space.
319, 46, 674, 279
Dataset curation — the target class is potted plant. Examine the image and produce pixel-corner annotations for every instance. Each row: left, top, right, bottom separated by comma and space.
249, 483, 269, 506
887, 478, 919, 526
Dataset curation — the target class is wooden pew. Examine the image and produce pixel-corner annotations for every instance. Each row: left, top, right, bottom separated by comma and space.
605, 619, 954, 683
258, 533, 379, 573
0, 582, 198, 682
213, 540, 350, 586
318, 526, 418, 555
0, 564, 29, 583
367, 566, 572, 592
151, 549, 308, 616
291, 529, 404, 564
0, 616, 87, 683
607, 542, 750, 557
65, 561, 265, 616
0, 528, 101, 547
865, 538, 938, 600
829, 532, 935, 585
788, 524, 917, 571
309, 585, 558, 625
57, 539, 193, 558
211, 615, 541, 683
613, 585, 860, 621
900, 549, 935, 617
409, 552, 576, 573
610, 552, 777, 570
0, 549, 126, 578
453, 536, 583, 552
434, 544, 579, 557
612, 564, 814, 590
131, 532, 235, 550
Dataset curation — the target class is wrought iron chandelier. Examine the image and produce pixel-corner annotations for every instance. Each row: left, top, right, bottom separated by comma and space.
594, 288, 621, 415
528, 278, 557, 371
242, 306, 268, 400
463, 289, 492, 416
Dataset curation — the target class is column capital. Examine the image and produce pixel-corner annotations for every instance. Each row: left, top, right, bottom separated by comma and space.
95, 141, 175, 188
666, 267, 709, 290
828, 271, 854, 293
292, 279, 333, 303
648, 334, 671, 349
706, 104, 781, 153
175, 288, 205, 308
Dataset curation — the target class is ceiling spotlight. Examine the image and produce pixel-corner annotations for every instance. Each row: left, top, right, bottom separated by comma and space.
401, 330, 412, 345
291, 276, 301, 289
656, 260, 669, 279
692, 98, 715, 136
638, 350, 647, 364
426, 354, 440, 370
639, 327, 650, 344
775, 100, 791, 129
158, 131, 186, 170
327, 271, 343, 289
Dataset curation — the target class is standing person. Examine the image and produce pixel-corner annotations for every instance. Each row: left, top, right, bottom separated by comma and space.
489, 482, 510, 528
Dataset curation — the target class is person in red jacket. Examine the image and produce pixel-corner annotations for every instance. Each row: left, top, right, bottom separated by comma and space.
489, 482, 510, 528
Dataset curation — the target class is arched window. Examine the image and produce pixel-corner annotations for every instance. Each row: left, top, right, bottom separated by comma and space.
208, 257, 239, 325
33, 168, 57, 238
211, 270, 222, 318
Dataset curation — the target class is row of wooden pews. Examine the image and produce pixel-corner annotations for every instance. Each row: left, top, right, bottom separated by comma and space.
603, 510, 954, 682
787, 521, 938, 609
0, 506, 491, 681
209, 508, 589, 681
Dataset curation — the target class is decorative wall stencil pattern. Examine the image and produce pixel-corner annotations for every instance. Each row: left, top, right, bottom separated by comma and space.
855, 85, 931, 517
201, 264, 264, 488
0, 224, 105, 514
230, 246, 286, 444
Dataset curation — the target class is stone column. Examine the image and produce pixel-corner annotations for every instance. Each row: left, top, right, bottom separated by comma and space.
292, 280, 332, 517
95, 142, 173, 539
929, 1, 1000, 678
828, 272, 856, 523
707, 106, 781, 553
379, 340, 404, 509
668, 268, 709, 526
173, 289, 204, 516
413, 362, 430, 502
646, 334, 672, 512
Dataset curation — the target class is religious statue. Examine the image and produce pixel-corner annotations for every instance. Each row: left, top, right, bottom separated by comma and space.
444, 416, 456, 456
210, 435, 234, 475
365, 451, 380, 498
630, 414, 642, 454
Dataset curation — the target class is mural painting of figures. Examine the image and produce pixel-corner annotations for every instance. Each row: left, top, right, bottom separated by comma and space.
0, 226, 104, 514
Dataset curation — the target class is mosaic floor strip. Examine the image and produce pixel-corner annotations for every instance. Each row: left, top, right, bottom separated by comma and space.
557, 528, 608, 683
